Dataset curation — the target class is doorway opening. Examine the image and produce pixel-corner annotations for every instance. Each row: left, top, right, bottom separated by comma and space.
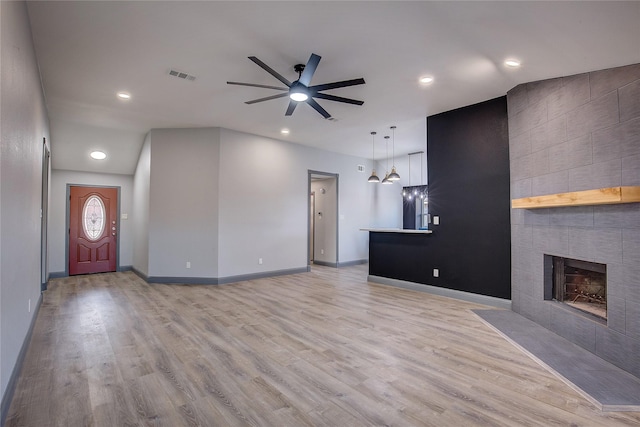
41, 139, 50, 290
308, 171, 339, 267
309, 191, 315, 262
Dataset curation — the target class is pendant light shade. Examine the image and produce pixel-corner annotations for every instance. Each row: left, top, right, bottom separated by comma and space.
388, 166, 400, 181
388, 126, 400, 181
381, 173, 393, 184
367, 131, 380, 183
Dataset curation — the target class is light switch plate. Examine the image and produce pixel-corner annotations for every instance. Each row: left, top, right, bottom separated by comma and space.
433, 216, 439, 225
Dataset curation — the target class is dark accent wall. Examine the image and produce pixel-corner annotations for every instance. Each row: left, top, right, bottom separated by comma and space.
370, 97, 511, 299
427, 96, 511, 299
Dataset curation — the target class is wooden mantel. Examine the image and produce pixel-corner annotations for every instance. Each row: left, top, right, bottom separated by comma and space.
512, 186, 640, 209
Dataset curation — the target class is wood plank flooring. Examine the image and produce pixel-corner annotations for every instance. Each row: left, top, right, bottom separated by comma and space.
5, 265, 640, 426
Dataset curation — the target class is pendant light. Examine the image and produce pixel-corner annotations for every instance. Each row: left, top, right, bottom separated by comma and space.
381, 136, 393, 184
367, 131, 380, 183
388, 126, 400, 181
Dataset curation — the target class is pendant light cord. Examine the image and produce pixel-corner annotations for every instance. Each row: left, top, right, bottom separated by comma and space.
384, 136, 389, 173
391, 126, 396, 168
371, 131, 376, 162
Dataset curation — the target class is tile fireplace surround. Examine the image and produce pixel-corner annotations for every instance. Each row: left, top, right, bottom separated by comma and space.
508, 63, 640, 379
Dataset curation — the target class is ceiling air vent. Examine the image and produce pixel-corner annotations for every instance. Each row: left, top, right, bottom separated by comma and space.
168, 69, 196, 81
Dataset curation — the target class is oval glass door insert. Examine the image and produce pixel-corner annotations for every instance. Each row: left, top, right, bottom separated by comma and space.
82, 195, 105, 240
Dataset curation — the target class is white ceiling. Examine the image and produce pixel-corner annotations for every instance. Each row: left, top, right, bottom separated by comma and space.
26, 1, 640, 175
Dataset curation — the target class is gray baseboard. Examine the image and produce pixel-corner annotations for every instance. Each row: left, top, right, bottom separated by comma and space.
217, 267, 310, 285
48, 271, 67, 279
338, 259, 367, 267
368, 275, 512, 309
312, 259, 367, 268
134, 266, 311, 286
147, 276, 220, 285
131, 267, 148, 281
1, 293, 42, 426
312, 260, 337, 268
117, 265, 133, 272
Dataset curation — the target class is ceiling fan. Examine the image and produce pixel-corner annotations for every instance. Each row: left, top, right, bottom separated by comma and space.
227, 53, 365, 119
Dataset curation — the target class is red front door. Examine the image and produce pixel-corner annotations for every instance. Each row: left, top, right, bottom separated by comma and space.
69, 186, 118, 275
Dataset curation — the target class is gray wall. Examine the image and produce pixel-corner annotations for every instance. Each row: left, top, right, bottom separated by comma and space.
134, 127, 374, 281
48, 170, 134, 274
217, 128, 371, 277
509, 63, 640, 377
0, 0, 50, 401
148, 128, 220, 278
132, 134, 151, 276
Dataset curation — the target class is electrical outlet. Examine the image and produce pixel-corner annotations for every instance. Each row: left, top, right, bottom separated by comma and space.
28, 299, 31, 313
186, 261, 191, 269
259, 258, 263, 265
433, 268, 439, 278
321, 249, 324, 255
433, 216, 440, 225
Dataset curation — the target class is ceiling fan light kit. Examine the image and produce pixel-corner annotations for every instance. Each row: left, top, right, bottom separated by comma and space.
227, 53, 365, 119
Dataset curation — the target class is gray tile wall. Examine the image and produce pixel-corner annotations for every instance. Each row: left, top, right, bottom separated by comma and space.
508, 63, 640, 378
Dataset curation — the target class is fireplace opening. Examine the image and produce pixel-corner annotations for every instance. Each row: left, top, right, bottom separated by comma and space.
551, 256, 607, 320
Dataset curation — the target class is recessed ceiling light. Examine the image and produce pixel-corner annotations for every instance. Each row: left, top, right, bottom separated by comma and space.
419, 76, 434, 84
90, 151, 107, 160
117, 92, 131, 100
281, 128, 290, 135
504, 59, 521, 68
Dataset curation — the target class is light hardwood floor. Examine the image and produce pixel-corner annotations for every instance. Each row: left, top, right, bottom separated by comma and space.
6, 265, 640, 426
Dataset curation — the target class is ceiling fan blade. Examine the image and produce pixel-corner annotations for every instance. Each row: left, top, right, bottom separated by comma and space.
306, 98, 331, 119
285, 100, 298, 116
299, 53, 321, 86
313, 93, 364, 105
245, 93, 290, 105
248, 56, 292, 87
309, 78, 366, 92
227, 81, 288, 91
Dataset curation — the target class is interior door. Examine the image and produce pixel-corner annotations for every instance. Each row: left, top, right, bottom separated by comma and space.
69, 186, 118, 275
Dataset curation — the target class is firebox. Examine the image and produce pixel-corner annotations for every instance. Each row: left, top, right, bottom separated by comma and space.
550, 256, 607, 320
